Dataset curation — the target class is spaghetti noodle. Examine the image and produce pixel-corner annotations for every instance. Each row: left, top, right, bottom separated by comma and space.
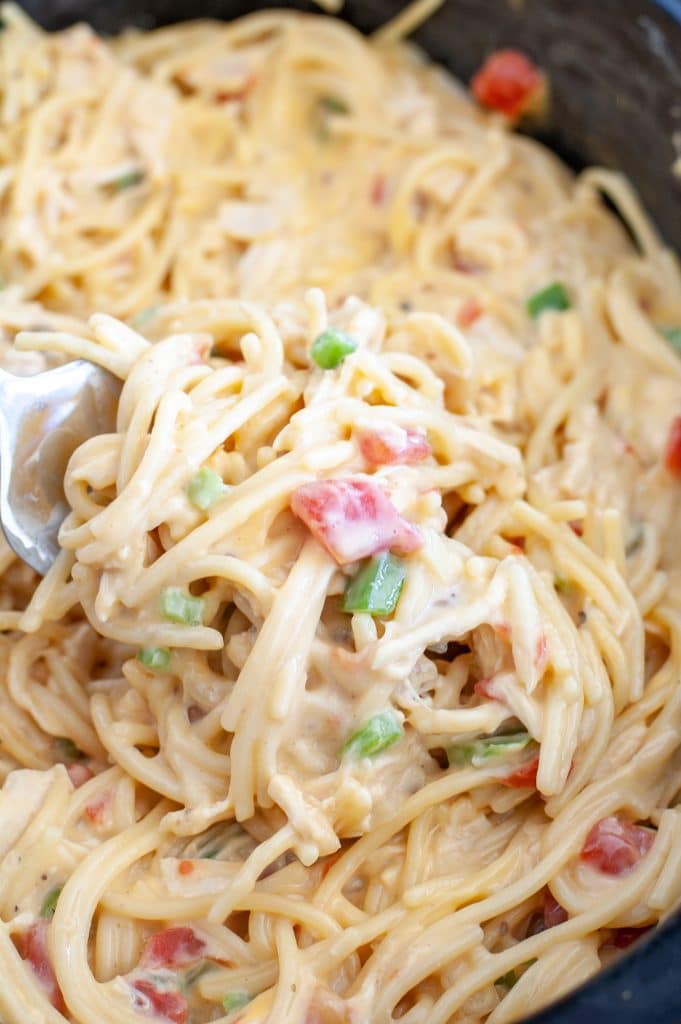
0, 4, 680, 1024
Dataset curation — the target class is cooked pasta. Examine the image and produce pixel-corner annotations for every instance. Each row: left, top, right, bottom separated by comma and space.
0, 4, 681, 1024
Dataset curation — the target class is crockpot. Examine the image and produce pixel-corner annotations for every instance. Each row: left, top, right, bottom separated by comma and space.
15, 0, 681, 1020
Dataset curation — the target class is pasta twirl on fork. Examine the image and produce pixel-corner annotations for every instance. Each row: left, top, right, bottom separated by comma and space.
0, 5, 681, 1024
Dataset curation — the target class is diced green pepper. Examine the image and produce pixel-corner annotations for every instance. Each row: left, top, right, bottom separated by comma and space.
495, 969, 519, 990
319, 95, 350, 115
342, 553, 407, 616
223, 992, 252, 1013
310, 328, 357, 370
193, 822, 235, 859
40, 885, 63, 919
160, 588, 205, 626
187, 467, 226, 511
625, 526, 644, 558
137, 647, 172, 671
342, 711, 403, 759
554, 574, 570, 594
659, 326, 681, 355
447, 731, 532, 768
114, 169, 144, 191
182, 961, 213, 990
55, 737, 85, 763
526, 282, 571, 319
495, 959, 537, 989
130, 306, 158, 331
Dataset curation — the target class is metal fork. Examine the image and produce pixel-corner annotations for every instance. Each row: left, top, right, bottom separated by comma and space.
0, 362, 121, 575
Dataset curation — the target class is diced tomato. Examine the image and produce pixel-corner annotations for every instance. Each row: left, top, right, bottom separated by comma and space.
664, 416, 681, 478
612, 926, 651, 949
215, 76, 256, 103
457, 298, 482, 328
614, 434, 636, 458
451, 254, 481, 275
499, 753, 539, 789
535, 634, 548, 672
141, 927, 206, 969
581, 816, 655, 876
84, 792, 110, 825
474, 677, 501, 701
178, 860, 194, 876
186, 338, 211, 365
358, 426, 431, 467
15, 921, 66, 1013
543, 890, 568, 928
66, 763, 94, 788
370, 174, 386, 205
493, 621, 512, 642
131, 979, 188, 1024
290, 478, 422, 565
471, 49, 543, 119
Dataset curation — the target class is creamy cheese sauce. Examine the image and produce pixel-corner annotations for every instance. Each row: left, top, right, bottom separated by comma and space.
0, 5, 680, 1024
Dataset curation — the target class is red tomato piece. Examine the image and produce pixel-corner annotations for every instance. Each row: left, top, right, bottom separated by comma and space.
457, 298, 482, 328
499, 753, 539, 789
215, 75, 256, 104
474, 677, 501, 701
612, 926, 651, 949
15, 921, 66, 1013
290, 478, 422, 565
84, 793, 110, 825
664, 415, 681, 478
493, 621, 512, 642
451, 254, 481, 275
471, 49, 543, 118
141, 927, 206, 970
535, 634, 548, 672
66, 763, 94, 788
370, 174, 386, 205
188, 338, 211, 365
581, 816, 655, 876
358, 426, 431, 467
131, 979, 188, 1024
543, 890, 568, 928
